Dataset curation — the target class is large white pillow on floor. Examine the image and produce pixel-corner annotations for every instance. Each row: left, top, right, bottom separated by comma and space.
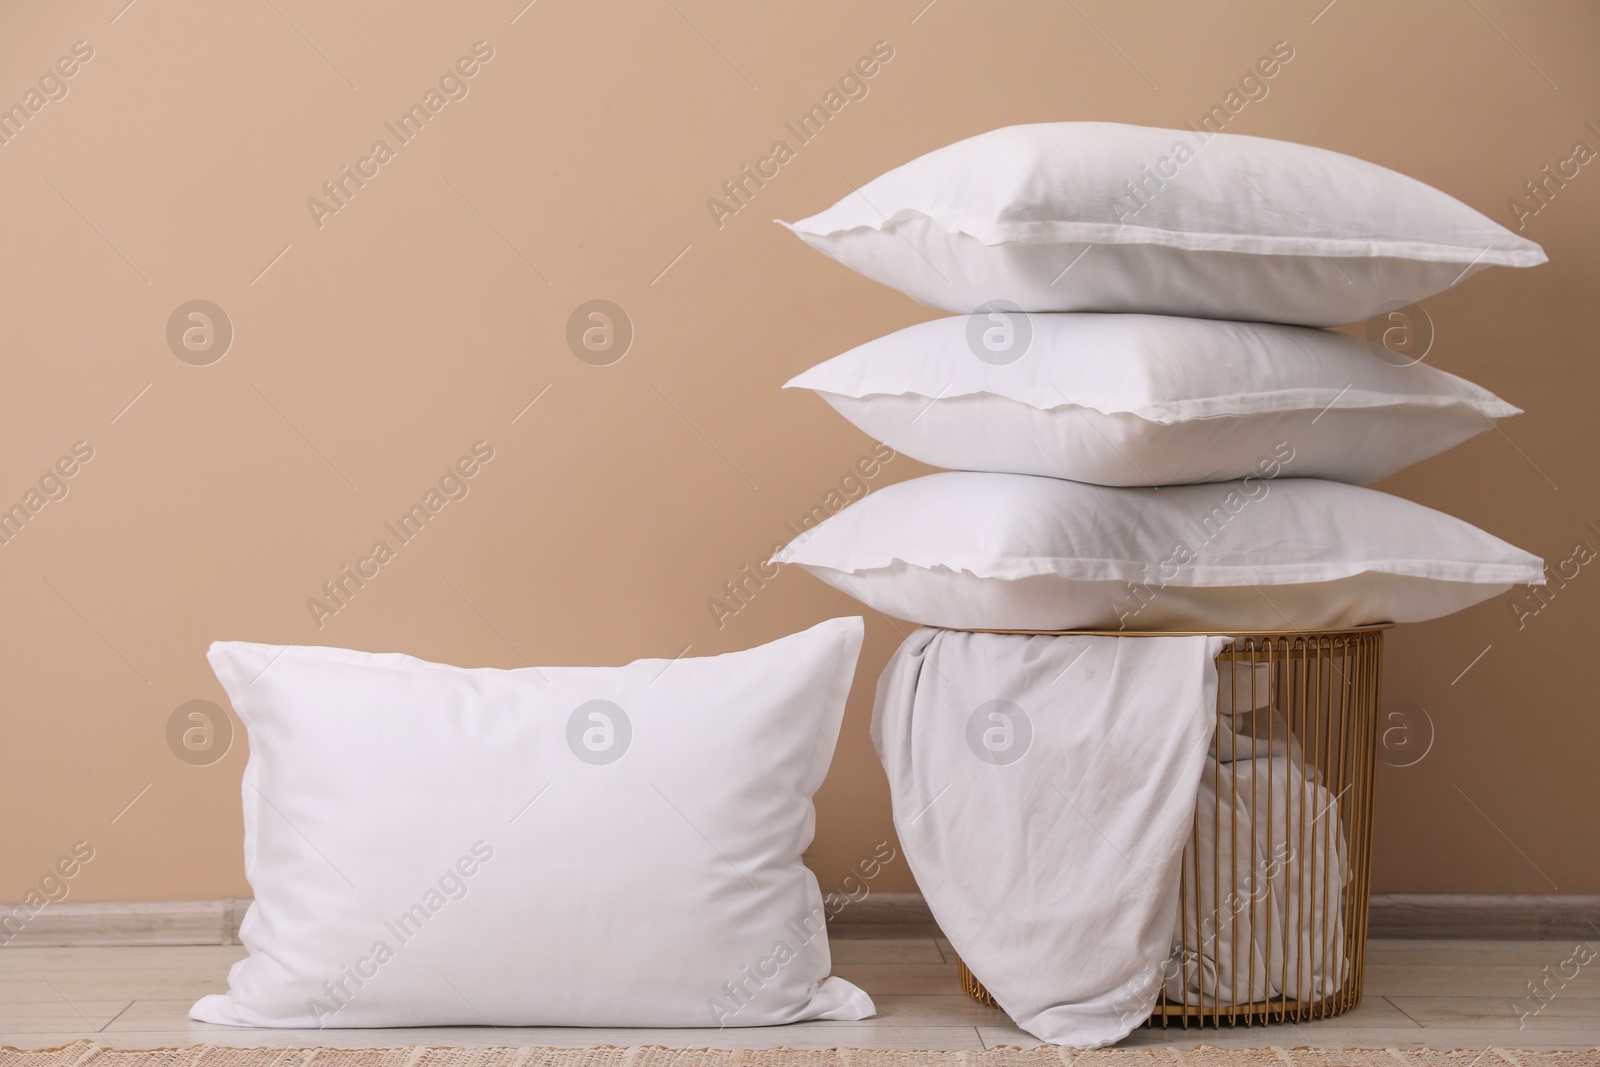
780, 122, 1544, 325
773, 473, 1542, 631
191, 618, 871, 1029
788, 313, 1518, 486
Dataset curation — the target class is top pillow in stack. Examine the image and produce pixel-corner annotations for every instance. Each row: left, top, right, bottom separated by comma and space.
779, 121, 1544, 325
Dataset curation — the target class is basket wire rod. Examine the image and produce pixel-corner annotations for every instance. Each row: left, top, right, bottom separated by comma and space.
1265, 639, 1281, 1023
1316, 640, 1334, 1017
1323, 640, 1340, 1013
1183, 793, 1198, 1029
1227, 653, 1241, 1024
1346, 637, 1365, 1013
1296, 639, 1313, 1015
1284, 635, 1299, 1023
1312, 639, 1325, 1012
1245, 643, 1260, 1024
1329, 639, 1350, 1011
1322, 639, 1339, 1014
1170, 810, 1187, 1030
1359, 637, 1376, 1008
1211, 679, 1224, 1023
1354, 636, 1382, 1010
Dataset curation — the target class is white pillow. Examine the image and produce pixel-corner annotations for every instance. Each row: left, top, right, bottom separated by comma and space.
786, 313, 1519, 486
780, 122, 1545, 326
191, 618, 873, 1029
773, 473, 1542, 631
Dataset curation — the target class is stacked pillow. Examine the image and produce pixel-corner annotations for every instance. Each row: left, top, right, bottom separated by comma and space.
772, 122, 1545, 631
777, 121, 1545, 325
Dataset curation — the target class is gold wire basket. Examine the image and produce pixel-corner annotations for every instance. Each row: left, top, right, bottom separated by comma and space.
954, 626, 1386, 1028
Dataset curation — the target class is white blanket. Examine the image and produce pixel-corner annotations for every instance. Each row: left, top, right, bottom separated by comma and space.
872, 627, 1227, 1047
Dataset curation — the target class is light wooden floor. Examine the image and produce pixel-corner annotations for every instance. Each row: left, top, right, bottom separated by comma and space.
1, 935, 1596, 1052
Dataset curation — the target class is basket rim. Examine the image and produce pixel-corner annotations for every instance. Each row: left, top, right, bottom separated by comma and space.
953, 623, 1394, 638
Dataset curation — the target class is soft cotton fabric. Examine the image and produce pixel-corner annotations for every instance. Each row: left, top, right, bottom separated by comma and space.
775, 472, 1544, 631
193, 618, 872, 1029
780, 122, 1544, 325
872, 627, 1229, 1046
1169, 696, 1349, 1006
787, 313, 1518, 486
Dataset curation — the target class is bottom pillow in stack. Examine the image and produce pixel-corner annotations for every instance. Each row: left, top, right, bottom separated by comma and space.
775, 471, 1544, 631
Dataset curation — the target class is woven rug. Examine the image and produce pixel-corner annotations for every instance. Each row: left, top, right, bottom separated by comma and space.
2, 1043, 1596, 1067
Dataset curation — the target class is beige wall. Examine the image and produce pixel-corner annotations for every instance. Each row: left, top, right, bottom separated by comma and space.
2, 0, 1597, 906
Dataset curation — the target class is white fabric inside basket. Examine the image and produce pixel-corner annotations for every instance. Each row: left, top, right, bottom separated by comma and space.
1168, 690, 1351, 1006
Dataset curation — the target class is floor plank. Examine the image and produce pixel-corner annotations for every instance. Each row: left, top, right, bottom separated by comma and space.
869, 994, 1012, 1025
829, 962, 959, 995
0, 946, 246, 974
1364, 962, 1600, 999
1366, 940, 1600, 966
0, 1001, 130, 1034
0, 969, 228, 1004
1389, 995, 1600, 1030
828, 938, 945, 965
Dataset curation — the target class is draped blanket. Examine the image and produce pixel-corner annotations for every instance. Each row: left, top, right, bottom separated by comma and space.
872, 628, 1227, 1047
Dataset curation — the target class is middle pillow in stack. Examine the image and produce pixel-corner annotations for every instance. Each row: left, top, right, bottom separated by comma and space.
786, 313, 1515, 487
